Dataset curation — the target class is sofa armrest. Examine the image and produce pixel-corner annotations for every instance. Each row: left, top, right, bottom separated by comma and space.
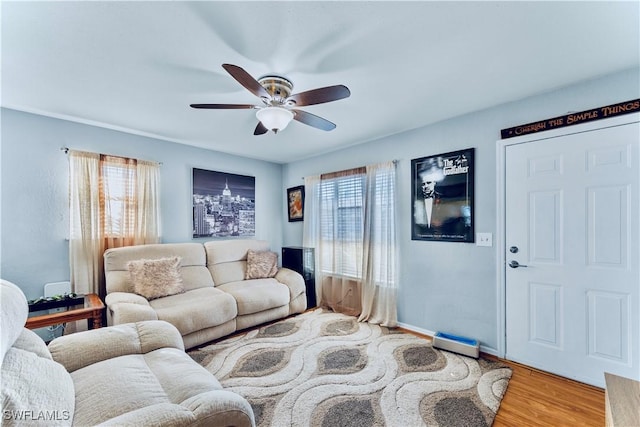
105, 291, 158, 325
275, 267, 306, 299
49, 320, 184, 373
98, 392, 255, 427
182, 390, 256, 427
97, 403, 196, 426
105, 291, 148, 305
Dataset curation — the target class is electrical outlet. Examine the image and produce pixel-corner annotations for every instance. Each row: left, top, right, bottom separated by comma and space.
476, 233, 493, 247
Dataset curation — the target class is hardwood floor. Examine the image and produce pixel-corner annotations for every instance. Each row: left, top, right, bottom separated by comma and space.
250, 315, 605, 426
489, 357, 605, 427
397, 326, 605, 426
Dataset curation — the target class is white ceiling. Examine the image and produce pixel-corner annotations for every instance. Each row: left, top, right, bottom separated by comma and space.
2, 1, 639, 164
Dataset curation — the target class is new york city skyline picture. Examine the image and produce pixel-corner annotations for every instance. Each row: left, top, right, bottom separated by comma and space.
192, 168, 255, 238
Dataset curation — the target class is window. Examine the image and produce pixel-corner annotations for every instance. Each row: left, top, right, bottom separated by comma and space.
304, 161, 398, 326
68, 150, 160, 296
100, 155, 137, 238
319, 173, 365, 278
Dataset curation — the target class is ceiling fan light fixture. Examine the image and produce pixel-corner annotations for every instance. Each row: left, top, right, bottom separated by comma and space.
256, 106, 294, 133
190, 64, 350, 135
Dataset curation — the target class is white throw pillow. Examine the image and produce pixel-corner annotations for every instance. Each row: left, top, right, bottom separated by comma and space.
245, 250, 278, 279
128, 256, 184, 300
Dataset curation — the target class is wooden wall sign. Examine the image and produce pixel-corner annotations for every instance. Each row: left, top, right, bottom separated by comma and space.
501, 99, 640, 139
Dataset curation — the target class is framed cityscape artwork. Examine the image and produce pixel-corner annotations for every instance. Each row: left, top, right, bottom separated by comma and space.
192, 168, 255, 238
287, 185, 305, 222
411, 148, 475, 242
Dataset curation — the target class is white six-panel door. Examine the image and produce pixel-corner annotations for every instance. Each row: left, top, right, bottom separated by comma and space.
504, 118, 639, 387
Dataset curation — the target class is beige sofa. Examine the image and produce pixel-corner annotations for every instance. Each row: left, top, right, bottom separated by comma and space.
0, 279, 255, 427
104, 239, 306, 349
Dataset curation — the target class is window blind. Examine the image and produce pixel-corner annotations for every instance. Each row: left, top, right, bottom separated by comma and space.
100, 155, 137, 238
319, 172, 365, 278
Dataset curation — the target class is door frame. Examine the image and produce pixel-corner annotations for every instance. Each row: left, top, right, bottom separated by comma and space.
495, 112, 640, 360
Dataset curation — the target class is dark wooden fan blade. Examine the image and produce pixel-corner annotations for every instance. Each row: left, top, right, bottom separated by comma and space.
286, 85, 350, 107
254, 122, 268, 135
292, 109, 336, 131
190, 104, 256, 109
222, 64, 271, 100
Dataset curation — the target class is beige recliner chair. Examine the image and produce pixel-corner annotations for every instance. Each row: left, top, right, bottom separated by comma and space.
0, 279, 255, 426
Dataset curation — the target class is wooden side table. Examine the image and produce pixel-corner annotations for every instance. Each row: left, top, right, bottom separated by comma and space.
26, 293, 105, 330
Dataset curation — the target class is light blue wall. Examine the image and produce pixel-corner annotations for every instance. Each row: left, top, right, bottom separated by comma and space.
2, 68, 638, 350
282, 68, 640, 353
0, 109, 283, 299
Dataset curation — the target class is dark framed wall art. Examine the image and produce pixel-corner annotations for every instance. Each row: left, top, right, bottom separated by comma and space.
411, 148, 475, 242
192, 168, 255, 238
287, 185, 305, 222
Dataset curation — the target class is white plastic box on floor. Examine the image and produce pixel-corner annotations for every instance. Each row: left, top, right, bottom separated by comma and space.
432, 332, 480, 358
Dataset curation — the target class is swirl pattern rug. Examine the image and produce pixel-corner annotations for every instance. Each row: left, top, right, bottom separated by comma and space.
189, 309, 512, 427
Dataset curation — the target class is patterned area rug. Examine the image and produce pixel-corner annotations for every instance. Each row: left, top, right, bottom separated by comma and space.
189, 309, 512, 427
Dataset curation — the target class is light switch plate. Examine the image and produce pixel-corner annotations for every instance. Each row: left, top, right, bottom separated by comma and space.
476, 233, 493, 247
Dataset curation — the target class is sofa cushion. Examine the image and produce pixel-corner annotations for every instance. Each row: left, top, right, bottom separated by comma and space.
205, 240, 269, 285
149, 288, 237, 336
49, 321, 184, 373
128, 256, 185, 300
70, 348, 223, 426
2, 330, 75, 426
205, 239, 270, 265
12, 327, 53, 360
245, 249, 278, 279
1, 280, 28, 361
105, 243, 214, 293
208, 261, 247, 288
217, 279, 290, 315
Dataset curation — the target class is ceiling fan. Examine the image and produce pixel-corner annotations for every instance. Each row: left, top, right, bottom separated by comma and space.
190, 64, 351, 135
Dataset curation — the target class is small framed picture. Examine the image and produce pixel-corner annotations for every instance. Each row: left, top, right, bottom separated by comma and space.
287, 185, 305, 222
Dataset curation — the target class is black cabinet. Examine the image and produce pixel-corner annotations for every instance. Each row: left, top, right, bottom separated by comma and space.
282, 246, 316, 308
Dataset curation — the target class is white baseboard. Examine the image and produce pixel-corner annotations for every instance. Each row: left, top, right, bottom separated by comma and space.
478, 346, 499, 357
396, 321, 500, 357
396, 321, 435, 338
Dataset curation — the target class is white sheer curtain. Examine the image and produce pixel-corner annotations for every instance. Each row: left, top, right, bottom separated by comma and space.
319, 169, 364, 316
305, 173, 362, 315
303, 174, 362, 316
359, 161, 397, 327
69, 151, 102, 296
136, 160, 161, 242
69, 150, 160, 298
303, 162, 398, 326
303, 175, 321, 306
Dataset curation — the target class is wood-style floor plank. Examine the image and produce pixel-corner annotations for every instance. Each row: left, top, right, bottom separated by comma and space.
397, 326, 605, 426
491, 358, 605, 427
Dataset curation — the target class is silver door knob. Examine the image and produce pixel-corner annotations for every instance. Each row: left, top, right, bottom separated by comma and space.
509, 260, 528, 268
